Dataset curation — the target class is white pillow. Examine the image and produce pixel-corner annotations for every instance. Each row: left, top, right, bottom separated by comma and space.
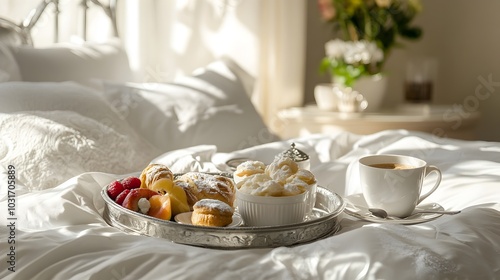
0, 111, 159, 191
0, 42, 21, 82
9, 39, 133, 87
101, 59, 279, 152
0, 81, 162, 155
0, 81, 132, 136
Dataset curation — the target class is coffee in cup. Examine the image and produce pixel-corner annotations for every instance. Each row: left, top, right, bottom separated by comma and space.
368, 163, 414, 170
359, 154, 442, 218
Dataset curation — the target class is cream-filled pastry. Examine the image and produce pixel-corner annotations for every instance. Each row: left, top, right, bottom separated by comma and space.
265, 156, 299, 185
237, 173, 285, 196
191, 199, 234, 227
282, 181, 307, 196
233, 160, 266, 184
235, 155, 315, 197
286, 169, 316, 185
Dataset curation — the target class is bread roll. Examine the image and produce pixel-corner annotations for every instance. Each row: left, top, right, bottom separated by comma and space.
191, 199, 233, 227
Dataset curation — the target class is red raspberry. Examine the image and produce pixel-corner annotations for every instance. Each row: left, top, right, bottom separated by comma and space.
121, 176, 142, 189
115, 189, 131, 205
107, 181, 125, 200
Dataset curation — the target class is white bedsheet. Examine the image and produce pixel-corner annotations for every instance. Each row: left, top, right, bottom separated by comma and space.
1, 130, 499, 280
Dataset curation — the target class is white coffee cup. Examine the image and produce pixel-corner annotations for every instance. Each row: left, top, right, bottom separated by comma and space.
314, 83, 337, 111
359, 154, 442, 217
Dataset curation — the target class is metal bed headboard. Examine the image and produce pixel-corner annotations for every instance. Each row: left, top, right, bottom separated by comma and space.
0, 0, 118, 46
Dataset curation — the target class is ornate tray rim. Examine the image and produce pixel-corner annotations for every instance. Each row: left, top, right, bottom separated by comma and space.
101, 177, 345, 249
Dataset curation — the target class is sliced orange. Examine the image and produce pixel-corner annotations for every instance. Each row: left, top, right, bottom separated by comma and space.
151, 178, 190, 216
148, 195, 172, 220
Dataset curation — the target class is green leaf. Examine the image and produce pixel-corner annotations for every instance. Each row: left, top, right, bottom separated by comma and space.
399, 26, 422, 39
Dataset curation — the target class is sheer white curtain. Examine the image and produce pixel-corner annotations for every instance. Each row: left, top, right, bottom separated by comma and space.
116, 0, 306, 130
1, 0, 306, 131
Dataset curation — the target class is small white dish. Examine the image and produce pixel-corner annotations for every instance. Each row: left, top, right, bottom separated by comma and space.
343, 193, 445, 225
235, 187, 308, 227
174, 211, 243, 227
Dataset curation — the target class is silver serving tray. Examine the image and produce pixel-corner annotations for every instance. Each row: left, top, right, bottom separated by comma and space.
101, 180, 345, 249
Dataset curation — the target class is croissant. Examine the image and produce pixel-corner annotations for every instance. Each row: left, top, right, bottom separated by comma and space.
174, 172, 235, 209
139, 163, 174, 194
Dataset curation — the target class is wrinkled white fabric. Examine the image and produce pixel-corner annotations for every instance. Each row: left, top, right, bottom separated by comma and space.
0, 111, 158, 191
1, 130, 499, 280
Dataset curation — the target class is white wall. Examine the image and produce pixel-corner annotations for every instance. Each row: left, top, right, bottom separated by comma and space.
305, 0, 500, 141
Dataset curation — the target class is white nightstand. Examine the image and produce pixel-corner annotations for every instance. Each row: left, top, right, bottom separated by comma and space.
275, 104, 481, 140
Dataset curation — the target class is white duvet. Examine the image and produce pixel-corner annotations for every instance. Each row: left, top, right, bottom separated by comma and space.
1, 127, 499, 280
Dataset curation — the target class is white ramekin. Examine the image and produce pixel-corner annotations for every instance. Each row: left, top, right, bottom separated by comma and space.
235, 188, 308, 227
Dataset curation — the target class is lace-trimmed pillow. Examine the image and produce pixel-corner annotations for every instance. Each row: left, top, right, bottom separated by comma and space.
0, 111, 158, 191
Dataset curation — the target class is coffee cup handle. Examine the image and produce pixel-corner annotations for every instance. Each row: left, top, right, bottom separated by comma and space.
418, 165, 442, 204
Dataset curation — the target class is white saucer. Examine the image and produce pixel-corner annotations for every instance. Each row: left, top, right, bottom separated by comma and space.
174, 211, 243, 227
343, 193, 444, 225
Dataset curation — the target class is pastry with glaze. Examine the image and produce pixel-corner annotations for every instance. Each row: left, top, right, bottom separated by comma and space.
174, 172, 235, 209
139, 163, 174, 194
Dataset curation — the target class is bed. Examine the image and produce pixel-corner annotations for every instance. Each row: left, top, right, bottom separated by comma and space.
1, 2, 500, 280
